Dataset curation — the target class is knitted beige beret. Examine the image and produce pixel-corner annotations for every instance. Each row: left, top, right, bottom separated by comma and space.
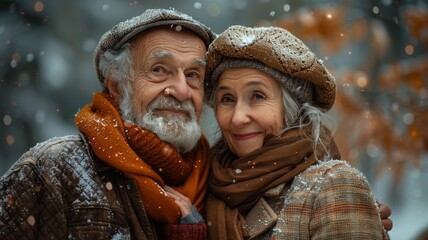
205, 25, 336, 111
94, 8, 217, 86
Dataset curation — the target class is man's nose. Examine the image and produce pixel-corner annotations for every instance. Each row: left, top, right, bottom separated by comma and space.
167, 72, 191, 102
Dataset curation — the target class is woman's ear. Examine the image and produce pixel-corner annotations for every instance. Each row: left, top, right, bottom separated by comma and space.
106, 78, 120, 97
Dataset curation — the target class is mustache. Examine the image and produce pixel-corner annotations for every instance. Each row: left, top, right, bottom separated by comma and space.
148, 96, 196, 117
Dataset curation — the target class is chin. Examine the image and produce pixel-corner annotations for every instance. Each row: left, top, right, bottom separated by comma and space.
234, 148, 256, 158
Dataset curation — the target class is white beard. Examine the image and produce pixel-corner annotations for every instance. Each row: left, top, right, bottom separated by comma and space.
119, 91, 201, 153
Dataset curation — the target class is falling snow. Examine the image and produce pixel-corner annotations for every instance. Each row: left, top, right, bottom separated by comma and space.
239, 34, 256, 46
1, 1, 427, 239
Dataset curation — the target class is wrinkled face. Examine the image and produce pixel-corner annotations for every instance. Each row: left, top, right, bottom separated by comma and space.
123, 27, 207, 153
215, 68, 284, 157
130, 27, 207, 120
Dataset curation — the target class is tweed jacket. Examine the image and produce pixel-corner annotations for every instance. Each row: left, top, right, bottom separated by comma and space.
245, 160, 390, 240
0, 134, 160, 239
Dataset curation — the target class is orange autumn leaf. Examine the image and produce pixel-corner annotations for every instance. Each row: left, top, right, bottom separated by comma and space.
405, 9, 428, 49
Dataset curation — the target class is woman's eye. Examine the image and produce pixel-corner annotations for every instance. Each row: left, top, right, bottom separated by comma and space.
251, 92, 266, 101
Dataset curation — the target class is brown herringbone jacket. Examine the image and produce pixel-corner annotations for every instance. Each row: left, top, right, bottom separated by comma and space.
0, 134, 158, 239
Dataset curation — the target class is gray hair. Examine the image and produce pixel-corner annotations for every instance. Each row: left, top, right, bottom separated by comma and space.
98, 43, 134, 86
98, 43, 134, 117
280, 87, 337, 161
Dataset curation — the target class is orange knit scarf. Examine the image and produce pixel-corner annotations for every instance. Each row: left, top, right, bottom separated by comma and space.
75, 92, 210, 223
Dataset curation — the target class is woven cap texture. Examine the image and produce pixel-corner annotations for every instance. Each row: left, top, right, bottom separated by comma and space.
94, 8, 217, 84
205, 25, 336, 111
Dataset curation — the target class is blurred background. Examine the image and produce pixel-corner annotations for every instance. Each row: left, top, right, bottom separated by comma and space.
1, 0, 427, 239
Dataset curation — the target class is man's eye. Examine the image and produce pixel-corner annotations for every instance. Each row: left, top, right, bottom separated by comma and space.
152, 66, 166, 74
220, 95, 235, 104
187, 72, 198, 78
147, 65, 169, 82
186, 71, 202, 88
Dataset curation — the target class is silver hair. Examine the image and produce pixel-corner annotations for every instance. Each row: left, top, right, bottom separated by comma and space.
280, 87, 337, 161
98, 43, 134, 85
98, 43, 134, 120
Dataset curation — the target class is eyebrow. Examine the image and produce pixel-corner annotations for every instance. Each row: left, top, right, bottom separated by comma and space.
245, 80, 268, 88
151, 50, 206, 67
217, 80, 268, 91
194, 58, 206, 67
152, 50, 171, 59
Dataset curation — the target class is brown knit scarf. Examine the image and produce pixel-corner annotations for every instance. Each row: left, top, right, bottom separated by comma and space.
206, 126, 340, 239
75, 92, 210, 223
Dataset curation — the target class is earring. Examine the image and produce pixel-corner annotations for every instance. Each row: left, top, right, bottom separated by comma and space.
164, 87, 171, 96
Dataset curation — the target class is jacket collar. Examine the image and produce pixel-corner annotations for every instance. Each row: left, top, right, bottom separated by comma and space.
79, 132, 114, 173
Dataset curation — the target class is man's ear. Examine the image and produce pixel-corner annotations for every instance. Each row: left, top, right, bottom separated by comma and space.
106, 78, 120, 97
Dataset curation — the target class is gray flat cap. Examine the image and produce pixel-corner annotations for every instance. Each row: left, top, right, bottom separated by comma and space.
94, 8, 217, 85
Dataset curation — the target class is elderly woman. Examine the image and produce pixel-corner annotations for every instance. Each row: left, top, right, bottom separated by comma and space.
203, 25, 390, 240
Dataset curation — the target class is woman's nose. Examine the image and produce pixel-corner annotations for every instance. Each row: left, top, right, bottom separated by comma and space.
231, 102, 251, 127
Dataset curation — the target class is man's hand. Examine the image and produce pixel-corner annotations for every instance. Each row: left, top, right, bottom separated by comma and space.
378, 202, 393, 231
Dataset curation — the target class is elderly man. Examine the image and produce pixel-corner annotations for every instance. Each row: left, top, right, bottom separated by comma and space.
0, 9, 215, 239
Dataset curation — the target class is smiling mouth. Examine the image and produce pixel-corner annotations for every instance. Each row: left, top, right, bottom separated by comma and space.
234, 132, 260, 141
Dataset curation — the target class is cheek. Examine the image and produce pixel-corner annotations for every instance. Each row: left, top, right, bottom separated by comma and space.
215, 107, 230, 129
192, 90, 205, 119
131, 81, 160, 114
274, 107, 285, 132
131, 93, 145, 115
262, 105, 284, 134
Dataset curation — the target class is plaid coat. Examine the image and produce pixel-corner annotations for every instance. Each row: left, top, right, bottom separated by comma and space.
245, 160, 390, 240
